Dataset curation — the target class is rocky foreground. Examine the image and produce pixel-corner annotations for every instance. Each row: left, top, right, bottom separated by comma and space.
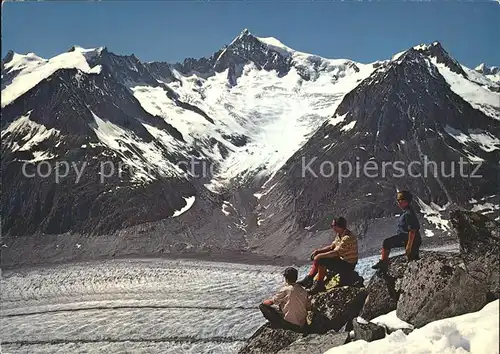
238, 210, 499, 353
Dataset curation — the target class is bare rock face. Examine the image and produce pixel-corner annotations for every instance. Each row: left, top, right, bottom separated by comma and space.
237, 324, 303, 354
352, 319, 386, 342
308, 286, 367, 334
396, 252, 488, 328
358, 255, 408, 321
359, 251, 442, 321
276, 331, 348, 354
450, 210, 500, 257
450, 210, 500, 301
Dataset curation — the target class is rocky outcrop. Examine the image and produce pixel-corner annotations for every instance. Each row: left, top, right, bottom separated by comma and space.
308, 286, 367, 334
395, 211, 499, 327
358, 255, 407, 320
237, 324, 304, 354
276, 331, 348, 354
352, 319, 386, 342
396, 252, 488, 328
450, 210, 499, 257
451, 209, 499, 301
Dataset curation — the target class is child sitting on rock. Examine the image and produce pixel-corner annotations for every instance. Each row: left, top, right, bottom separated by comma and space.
260, 267, 311, 332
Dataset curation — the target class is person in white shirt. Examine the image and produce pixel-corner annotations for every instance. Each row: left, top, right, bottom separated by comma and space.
259, 267, 311, 332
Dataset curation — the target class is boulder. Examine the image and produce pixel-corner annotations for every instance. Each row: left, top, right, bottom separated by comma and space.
450, 210, 499, 256
358, 255, 407, 320
276, 331, 349, 354
237, 324, 303, 354
308, 286, 367, 334
359, 251, 442, 321
396, 252, 488, 328
352, 319, 386, 342
450, 210, 499, 300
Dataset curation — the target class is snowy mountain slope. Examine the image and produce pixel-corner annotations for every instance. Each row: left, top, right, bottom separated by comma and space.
1, 31, 499, 266
412, 43, 500, 120
1, 47, 102, 108
474, 63, 500, 84
131, 29, 376, 190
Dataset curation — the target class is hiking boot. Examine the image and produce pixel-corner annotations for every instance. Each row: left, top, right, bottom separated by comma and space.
371, 259, 389, 272
297, 275, 314, 289
307, 280, 326, 295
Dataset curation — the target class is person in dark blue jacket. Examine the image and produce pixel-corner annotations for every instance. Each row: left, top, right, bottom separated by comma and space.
372, 190, 422, 272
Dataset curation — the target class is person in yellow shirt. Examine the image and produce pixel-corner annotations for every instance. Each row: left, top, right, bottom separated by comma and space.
297, 217, 358, 295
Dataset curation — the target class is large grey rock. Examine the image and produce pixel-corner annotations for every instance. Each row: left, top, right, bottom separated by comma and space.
396, 252, 488, 328
450, 210, 499, 256
308, 286, 367, 334
237, 324, 303, 354
359, 251, 443, 321
277, 331, 348, 354
359, 255, 407, 321
352, 319, 386, 342
450, 210, 499, 300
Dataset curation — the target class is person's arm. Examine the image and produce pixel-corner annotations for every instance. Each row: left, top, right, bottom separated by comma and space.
313, 242, 335, 255
311, 242, 336, 258
263, 287, 287, 306
406, 229, 417, 257
315, 237, 348, 260
404, 212, 419, 259
315, 248, 338, 259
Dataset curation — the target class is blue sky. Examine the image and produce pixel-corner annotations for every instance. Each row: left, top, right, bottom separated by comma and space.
2, 1, 499, 68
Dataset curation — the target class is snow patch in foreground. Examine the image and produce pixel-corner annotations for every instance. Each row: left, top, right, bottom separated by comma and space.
369, 311, 414, 332
172, 196, 196, 217
325, 300, 499, 354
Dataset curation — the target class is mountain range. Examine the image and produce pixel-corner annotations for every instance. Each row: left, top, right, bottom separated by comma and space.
1, 29, 499, 266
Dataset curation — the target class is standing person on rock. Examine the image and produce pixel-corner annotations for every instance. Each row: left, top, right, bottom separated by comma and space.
297, 217, 358, 295
260, 267, 311, 332
372, 190, 422, 272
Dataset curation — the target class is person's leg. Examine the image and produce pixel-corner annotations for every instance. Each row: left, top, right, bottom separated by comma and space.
259, 303, 286, 328
318, 258, 356, 284
308, 257, 339, 295
297, 259, 320, 288
372, 234, 407, 270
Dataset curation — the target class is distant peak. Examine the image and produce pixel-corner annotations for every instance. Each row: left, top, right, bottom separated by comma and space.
411, 41, 466, 77
474, 63, 500, 76
475, 63, 486, 72
2, 49, 15, 64
68, 45, 107, 55
227, 28, 256, 47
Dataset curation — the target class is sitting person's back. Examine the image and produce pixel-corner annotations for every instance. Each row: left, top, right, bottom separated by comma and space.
274, 282, 309, 327
260, 267, 310, 331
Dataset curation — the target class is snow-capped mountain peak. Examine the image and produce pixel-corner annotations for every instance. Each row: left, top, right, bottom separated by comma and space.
474, 63, 500, 83
412, 41, 466, 77
1, 47, 102, 108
